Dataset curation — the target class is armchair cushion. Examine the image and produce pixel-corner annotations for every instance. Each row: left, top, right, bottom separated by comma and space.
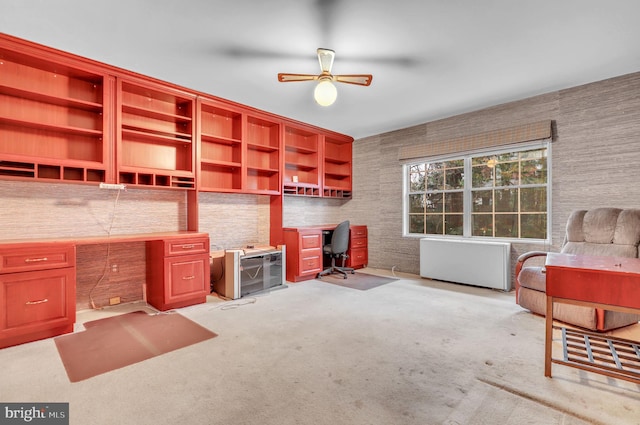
517, 266, 546, 292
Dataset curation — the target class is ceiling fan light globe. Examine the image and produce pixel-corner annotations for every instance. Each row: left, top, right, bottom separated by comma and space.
314, 80, 337, 106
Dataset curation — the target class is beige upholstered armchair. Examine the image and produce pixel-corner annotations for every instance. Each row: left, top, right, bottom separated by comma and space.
515, 208, 640, 331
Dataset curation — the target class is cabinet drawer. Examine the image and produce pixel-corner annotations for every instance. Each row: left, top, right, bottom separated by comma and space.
348, 248, 368, 268
300, 233, 322, 250
0, 244, 75, 274
0, 268, 75, 332
350, 226, 368, 238
349, 237, 368, 249
300, 253, 322, 274
164, 237, 209, 256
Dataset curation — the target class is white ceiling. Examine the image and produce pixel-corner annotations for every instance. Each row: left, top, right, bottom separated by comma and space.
2, 0, 640, 139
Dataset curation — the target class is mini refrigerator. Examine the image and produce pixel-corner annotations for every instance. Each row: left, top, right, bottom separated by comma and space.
215, 246, 286, 299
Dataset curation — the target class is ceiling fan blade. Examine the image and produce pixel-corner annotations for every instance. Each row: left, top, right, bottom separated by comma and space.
334, 74, 373, 86
278, 73, 319, 83
317, 48, 335, 73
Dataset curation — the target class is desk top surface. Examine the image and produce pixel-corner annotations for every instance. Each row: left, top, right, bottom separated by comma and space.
546, 252, 640, 275
0, 231, 209, 248
283, 224, 365, 231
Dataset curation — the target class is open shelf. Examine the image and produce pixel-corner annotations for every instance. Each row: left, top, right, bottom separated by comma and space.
283, 125, 320, 190
245, 115, 280, 194
0, 85, 103, 112
323, 135, 352, 197
200, 101, 242, 141
197, 99, 244, 193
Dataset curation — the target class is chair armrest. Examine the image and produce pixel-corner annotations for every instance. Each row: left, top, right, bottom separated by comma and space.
514, 251, 549, 295
516, 250, 549, 265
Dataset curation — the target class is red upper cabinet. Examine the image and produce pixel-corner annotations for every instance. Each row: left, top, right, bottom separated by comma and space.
244, 114, 281, 195
281, 127, 353, 199
283, 125, 321, 197
0, 34, 355, 199
196, 97, 243, 193
116, 78, 196, 189
196, 100, 282, 195
0, 36, 111, 184
323, 134, 353, 198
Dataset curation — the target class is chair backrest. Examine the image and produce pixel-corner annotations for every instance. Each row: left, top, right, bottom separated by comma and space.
330, 220, 351, 254
562, 208, 640, 258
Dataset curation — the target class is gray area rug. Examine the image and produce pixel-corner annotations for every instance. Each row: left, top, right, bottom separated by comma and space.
318, 271, 397, 290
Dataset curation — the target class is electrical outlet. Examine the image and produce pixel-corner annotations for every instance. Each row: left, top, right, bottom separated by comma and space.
109, 296, 121, 305
111, 264, 118, 272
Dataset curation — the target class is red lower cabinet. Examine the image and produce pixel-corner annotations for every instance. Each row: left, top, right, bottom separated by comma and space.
147, 236, 210, 311
0, 244, 76, 348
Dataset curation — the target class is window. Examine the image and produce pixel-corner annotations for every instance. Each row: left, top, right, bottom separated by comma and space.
405, 143, 549, 240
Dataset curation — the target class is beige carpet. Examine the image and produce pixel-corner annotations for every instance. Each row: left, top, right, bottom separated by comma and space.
0, 268, 638, 425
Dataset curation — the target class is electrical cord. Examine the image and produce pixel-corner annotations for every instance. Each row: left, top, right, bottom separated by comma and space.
208, 297, 258, 311
89, 188, 121, 309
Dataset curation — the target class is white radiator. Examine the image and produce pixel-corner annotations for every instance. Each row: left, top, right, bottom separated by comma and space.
419, 238, 511, 291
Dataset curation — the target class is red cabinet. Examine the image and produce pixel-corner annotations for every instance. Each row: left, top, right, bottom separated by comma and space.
283, 228, 323, 282
347, 225, 368, 268
283, 125, 321, 197
0, 33, 355, 204
147, 235, 210, 311
0, 243, 76, 348
0, 37, 111, 185
117, 78, 196, 189
323, 135, 352, 198
282, 129, 353, 199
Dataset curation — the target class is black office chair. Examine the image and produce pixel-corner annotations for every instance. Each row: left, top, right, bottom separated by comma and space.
317, 220, 355, 279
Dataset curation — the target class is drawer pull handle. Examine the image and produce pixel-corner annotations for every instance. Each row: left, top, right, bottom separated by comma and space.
25, 257, 48, 263
26, 298, 49, 305
181, 244, 195, 249
182, 275, 195, 280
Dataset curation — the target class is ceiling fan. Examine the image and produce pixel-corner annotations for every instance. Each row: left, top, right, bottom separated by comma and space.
277, 48, 373, 106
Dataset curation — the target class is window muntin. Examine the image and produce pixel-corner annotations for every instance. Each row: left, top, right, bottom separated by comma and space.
408, 161, 464, 236
406, 145, 548, 240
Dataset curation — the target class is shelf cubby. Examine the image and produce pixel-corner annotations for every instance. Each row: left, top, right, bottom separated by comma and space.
200, 102, 242, 142
283, 184, 321, 197
200, 162, 242, 192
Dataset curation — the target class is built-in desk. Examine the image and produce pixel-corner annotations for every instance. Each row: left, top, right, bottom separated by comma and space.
0, 231, 209, 349
283, 224, 367, 282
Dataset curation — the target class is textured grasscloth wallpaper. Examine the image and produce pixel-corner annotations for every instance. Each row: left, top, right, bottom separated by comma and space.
342, 71, 640, 278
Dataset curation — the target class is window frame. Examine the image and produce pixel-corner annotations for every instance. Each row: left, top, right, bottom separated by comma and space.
402, 141, 551, 244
